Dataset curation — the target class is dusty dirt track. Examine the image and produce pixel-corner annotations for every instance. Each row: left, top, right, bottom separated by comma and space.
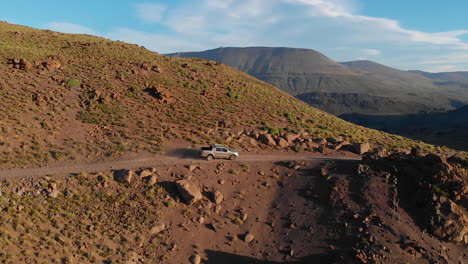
0, 148, 361, 179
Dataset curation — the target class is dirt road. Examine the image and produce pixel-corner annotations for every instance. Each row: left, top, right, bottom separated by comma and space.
0, 149, 361, 179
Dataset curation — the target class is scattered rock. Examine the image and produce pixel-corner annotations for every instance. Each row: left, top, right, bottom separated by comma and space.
352, 143, 371, 155
211, 190, 224, 205
315, 146, 326, 153
189, 254, 201, 264
176, 180, 202, 205
187, 165, 198, 172
313, 138, 327, 145
146, 175, 158, 186
139, 169, 153, 178
150, 223, 165, 235
241, 212, 248, 221
259, 134, 276, 146
283, 133, 300, 143
244, 233, 254, 243
326, 136, 343, 144
214, 205, 222, 214
48, 190, 59, 198
43, 57, 62, 71
114, 169, 134, 184
197, 216, 205, 224
276, 138, 289, 148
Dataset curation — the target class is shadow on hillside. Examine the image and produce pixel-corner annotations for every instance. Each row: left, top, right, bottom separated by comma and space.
157, 181, 180, 201
166, 148, 202, 159
204, 250, 333, 264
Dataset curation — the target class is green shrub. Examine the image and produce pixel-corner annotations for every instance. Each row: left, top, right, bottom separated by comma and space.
66, 79, 81, 88
119, 71, 130, 77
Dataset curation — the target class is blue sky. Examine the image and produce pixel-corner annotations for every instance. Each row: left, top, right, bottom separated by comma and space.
1, 0, 468, 72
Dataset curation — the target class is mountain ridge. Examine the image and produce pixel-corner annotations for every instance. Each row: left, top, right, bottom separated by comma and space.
167, 47, 468, 115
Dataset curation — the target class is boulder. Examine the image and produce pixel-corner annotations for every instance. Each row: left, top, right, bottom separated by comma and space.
327, 136, 343, 144
315, 146, 326, 153
352, 143, 371, 155
187, 165, 198, 172
146, 175, 158, 186
241, 211, 248, 221
313, 138, 328, 145
259, 134, 276, 146
283, 133, 300, 143
276, 138, 289, 148
211, 190, 224, 205
197, 216, 205, 224
189, 254, 201, 264
139, 169, 153, 178
114, 169, 134, 184
150, 223, 165, 235
48, 190, 60, 198
176, 180, 202, 205
306, 142, 320, 149
244, 233, 254, 243
19, 59, 32, 70
43, 59, 61, 70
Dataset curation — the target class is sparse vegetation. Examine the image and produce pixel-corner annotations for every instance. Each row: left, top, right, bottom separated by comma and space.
65, 79, 81, 88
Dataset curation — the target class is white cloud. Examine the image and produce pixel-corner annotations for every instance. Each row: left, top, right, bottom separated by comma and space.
427, 65, 458, 73
45, 22, 98, 35
363, 49, 381, 56
136, 3, 166, 23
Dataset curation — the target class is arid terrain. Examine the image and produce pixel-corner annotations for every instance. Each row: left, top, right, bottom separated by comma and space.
0, 142, 466, 264
0, 22, 466, 264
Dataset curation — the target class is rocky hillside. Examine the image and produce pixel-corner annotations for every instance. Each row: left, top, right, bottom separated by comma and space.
168, 47, 468, 115
0, 22, 452, 168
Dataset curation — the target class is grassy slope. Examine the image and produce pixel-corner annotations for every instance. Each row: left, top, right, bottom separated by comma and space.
0, 23, 460, 168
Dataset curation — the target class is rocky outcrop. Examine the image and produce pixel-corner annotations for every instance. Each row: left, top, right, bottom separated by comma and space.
363, 152, 468, 244
432, 200, 468, 244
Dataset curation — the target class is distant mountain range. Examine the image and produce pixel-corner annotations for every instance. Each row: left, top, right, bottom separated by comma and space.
168, 47, 468, 150
168, 47, 468, 116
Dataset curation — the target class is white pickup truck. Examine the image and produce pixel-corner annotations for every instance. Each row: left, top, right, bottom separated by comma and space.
200, 144, 239, 160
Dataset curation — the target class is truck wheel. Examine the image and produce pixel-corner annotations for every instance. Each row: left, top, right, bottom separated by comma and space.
229, 155, 237, 160
206, 155, 213, 161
